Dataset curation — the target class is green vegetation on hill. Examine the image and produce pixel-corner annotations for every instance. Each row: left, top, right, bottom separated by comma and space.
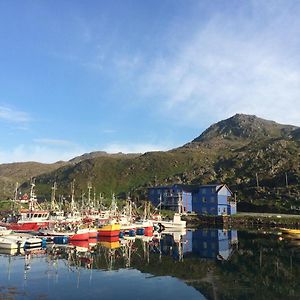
1, 114, 299, 213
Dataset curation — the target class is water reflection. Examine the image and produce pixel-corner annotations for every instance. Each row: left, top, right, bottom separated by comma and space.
1, 228, 300, 299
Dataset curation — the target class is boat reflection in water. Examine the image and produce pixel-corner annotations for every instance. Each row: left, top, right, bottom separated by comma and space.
45, 228, 239, 271
1, 228, 300, 300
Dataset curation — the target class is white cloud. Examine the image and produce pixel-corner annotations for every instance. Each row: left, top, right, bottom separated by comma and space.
136, 3, 300, 127
33, 138, 74, 146
0, 106, 30, 123
101, 129, 116, 134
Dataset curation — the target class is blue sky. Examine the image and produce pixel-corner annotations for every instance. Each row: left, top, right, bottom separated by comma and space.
1, 0, 300, 163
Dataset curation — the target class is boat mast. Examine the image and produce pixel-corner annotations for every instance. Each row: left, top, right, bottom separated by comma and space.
12, 182, 19, 211
51, 182, 57, 211
70, 179, 76, 211
93, 188, 96, 209
87, 183, 92, 208
14, 182, 19, 202
29, 178, 37, 211
111, 193, 117, 216
178, 192, 183, 214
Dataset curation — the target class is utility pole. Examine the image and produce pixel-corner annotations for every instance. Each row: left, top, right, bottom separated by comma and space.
285, 172, 289, 188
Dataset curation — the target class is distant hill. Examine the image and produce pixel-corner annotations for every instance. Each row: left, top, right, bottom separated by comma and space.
0, 161, 66, 199
1, 114, 299, 213
69, 151, 141, 164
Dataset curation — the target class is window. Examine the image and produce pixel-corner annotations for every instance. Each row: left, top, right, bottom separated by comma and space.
202, 189, 206, 195
202, 197, 207, 203
211, 196, 215, 203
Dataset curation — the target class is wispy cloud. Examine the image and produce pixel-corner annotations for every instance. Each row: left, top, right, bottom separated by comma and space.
0, 106, 30, 123
33, 138, 74, 146
135, 2, 300, 127
101, 129, 116, 134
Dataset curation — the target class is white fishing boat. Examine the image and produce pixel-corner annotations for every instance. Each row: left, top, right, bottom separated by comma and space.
24, 237, 43, 248
0, 237, 19, 249
2, 235, 26, 248
154, 213, 186, 229
0, 226, 12, 236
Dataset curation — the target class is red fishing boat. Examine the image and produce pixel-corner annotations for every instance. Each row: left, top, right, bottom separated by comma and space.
4, 180, 51, 232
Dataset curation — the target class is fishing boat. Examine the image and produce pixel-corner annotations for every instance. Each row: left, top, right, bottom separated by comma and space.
3, 235, 43, 249
118, 198, 136, 232
24, 237, 43, 248
6, 209, 51, 232
152, 213, 186, 229
87, 228, 98, 238
0, 226, 12, 236
39, 227, 90, 241
0, 237, 19, 249
5, 180, 51, 232
98, 223, 121, 237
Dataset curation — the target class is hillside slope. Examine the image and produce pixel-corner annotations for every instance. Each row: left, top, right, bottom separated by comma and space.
1, 114, 299, 213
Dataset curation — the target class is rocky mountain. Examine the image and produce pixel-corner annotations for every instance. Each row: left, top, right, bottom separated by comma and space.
1, 114, 299, 213
185, 114, 298, 148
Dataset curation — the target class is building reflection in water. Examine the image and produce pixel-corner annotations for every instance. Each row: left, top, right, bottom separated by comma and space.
158, 228, 238, 261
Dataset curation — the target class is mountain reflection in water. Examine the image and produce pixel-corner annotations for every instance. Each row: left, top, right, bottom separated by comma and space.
0, 228, 299, 300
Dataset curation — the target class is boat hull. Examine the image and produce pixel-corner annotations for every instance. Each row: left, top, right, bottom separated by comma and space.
0, 237, 18, 250
98, 224, 121, 237
8, 221, 50, 232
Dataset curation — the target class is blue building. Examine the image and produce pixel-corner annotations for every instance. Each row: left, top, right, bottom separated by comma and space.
157, 228, 238, 261
188, 228, 238, 260
148, 184, 237, 216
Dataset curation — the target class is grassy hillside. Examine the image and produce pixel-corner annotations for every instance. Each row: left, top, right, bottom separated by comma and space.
0, 161, 65, 199
1, 114, 299, 213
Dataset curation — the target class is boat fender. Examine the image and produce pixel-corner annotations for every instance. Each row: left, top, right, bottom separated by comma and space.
158, 223, 165, 232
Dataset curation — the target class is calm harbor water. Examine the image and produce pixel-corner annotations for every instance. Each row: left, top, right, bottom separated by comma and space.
0, 228, 299, 300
